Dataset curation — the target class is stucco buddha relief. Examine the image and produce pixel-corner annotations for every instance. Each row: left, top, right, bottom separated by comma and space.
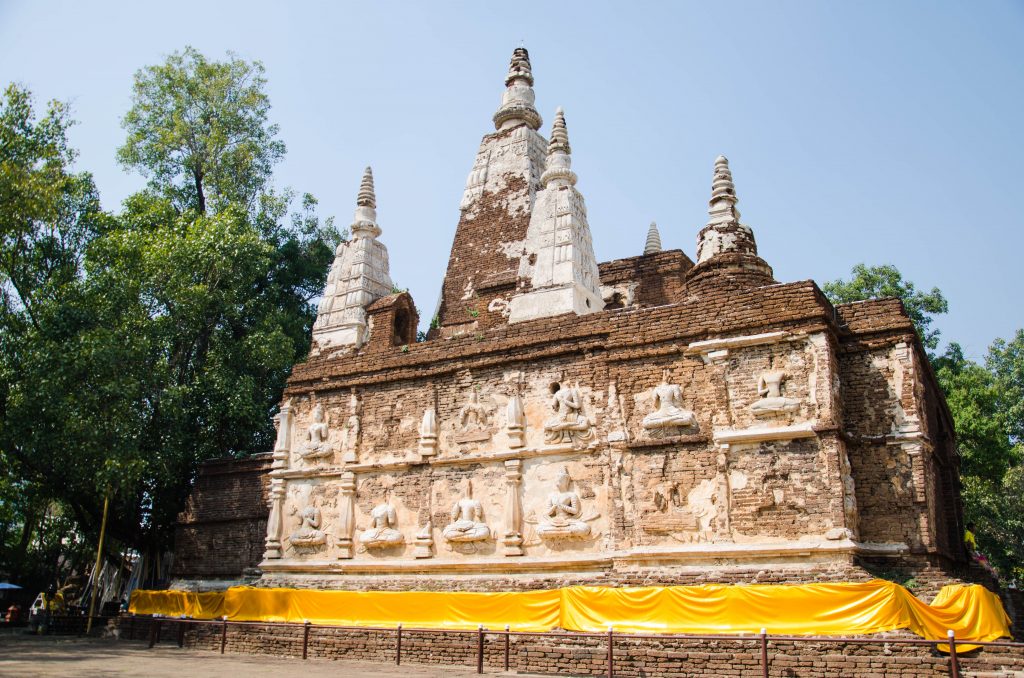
543, 382, 594, 447
453, 388, 495, 445
527, 467, 596, 542
289, 505, 328, 551
340, 390, 361, 463
360, 500, 404, 551
641, 370, 699, 436
298, 403, 334, 464
749, 370, 800, 416
442, 479, 491, 549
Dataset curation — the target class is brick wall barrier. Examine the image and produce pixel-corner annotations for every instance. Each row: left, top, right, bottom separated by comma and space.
120, 614, 1024, 677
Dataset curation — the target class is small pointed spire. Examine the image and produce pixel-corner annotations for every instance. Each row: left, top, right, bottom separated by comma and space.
540, 106, 577, 187
351, 166, 381, 238
708, 155, 739, 224
493, 47, 542, 131
548, 107, 570, 155
356, 166, 376, 209
644, 221, 662, 255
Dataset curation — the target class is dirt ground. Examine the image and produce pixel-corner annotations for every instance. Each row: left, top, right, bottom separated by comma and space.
0, 634, 520, 677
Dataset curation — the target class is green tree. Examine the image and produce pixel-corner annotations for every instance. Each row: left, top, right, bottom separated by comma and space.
2, 47, 341, 587
935, 337, 1023, 579
0, 84, 109, 591
118, 46, 285, 215
822, 263, 949, 352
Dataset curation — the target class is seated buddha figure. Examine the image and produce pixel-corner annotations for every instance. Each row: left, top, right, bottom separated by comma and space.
442, 480, 490, 543
749, 370, 800, 416
360, 501, 404, 549
536, 467, 591, 540
289, 506, 327, 548
299, 404, 333, 462
642, 372, 698, 430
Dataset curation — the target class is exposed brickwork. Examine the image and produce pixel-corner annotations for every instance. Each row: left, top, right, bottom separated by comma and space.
171, 454, 272, 579
125, 616, 1024, 678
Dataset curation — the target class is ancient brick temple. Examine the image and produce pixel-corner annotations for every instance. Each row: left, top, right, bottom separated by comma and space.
173, 48, 966, 591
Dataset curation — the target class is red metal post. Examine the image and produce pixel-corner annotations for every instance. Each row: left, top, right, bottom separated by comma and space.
608, 626, 614, 678
220, 616, 228, 654
947, 630, 960, 678
477, 625, 485, 674
396, 624, 402, 665
504, 624, 511, 672
302, 620, 311, 660
760, 628, 769, 678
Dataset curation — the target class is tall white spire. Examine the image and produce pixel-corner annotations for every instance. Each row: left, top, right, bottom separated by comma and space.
493, 47, 542, 131
644, 221, 662, 255
508, 107, 603, 323
312, 166, 394, 352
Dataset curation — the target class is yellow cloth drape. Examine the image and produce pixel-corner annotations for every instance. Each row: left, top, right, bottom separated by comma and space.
129, 579, 1012, 642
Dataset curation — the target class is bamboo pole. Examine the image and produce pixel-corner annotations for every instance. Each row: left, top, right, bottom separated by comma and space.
85, 490, 111, 635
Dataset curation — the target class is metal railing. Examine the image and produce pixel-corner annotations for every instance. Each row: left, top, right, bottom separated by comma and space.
122, 614, 1024, 678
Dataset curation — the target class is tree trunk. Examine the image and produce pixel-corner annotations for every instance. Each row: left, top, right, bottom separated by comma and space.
194, 170, 206, 214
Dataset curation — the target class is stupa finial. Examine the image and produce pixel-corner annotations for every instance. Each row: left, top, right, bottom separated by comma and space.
351, 166, 380, 238
644, 221, 662, 255
708, 155, 739, 224
540, 107, 577, 187
356, 166, 376, 209
493, 47, 542, 131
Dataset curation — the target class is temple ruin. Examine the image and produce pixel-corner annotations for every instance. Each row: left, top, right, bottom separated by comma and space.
172, 48, 966, 592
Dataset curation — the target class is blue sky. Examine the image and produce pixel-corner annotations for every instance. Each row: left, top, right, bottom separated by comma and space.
2, 1, 1021, 358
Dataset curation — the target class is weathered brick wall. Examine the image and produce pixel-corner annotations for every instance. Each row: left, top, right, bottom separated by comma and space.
172, 454, 272, 579
173, 281, 966, 587
126, 617, 1024, 677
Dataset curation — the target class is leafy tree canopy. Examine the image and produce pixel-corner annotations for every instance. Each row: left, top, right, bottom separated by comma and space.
118, 46, 285, 215
822, 263, 948, 352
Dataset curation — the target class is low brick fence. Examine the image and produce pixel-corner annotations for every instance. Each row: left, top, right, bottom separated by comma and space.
118, 614, 1024, 677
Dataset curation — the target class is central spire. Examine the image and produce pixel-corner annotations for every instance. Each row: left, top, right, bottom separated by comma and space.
493, 47, 542, 131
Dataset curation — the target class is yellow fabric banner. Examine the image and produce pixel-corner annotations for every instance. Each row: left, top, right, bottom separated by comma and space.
129, 579, 1011, 642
